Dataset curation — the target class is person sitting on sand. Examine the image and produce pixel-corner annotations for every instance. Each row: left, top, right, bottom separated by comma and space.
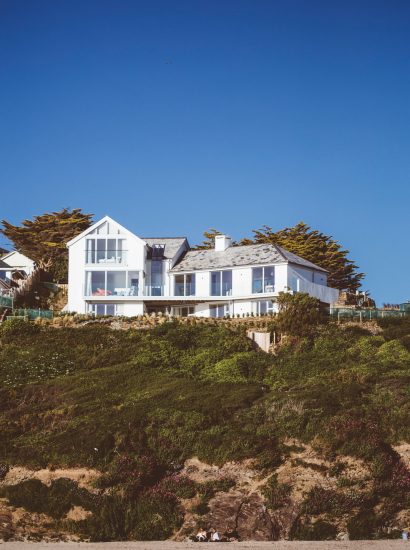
196, 528, 207, 542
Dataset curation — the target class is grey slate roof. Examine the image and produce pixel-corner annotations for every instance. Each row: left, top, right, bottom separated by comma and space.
275, 246, 327, 272
143, 238, 187, 260
171, 243, 327, 273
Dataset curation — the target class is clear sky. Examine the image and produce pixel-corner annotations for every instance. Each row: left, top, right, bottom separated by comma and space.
0, 0, 409, 304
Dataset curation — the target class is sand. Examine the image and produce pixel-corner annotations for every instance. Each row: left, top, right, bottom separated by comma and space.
0, 542, 408, 549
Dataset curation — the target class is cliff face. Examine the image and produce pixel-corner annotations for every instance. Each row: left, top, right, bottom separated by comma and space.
2, 444, 410, 542
0, 318, 410, 541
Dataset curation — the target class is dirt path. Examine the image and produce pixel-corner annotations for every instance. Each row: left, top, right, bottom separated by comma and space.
0, 542, 408, 549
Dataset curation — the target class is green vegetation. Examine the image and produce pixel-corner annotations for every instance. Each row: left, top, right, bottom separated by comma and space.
0, 314, 410, 540
1, 208, 92, 281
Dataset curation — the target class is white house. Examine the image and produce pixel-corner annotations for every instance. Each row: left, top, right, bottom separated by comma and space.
0, 251, 35, 282
66, 216, 339, 317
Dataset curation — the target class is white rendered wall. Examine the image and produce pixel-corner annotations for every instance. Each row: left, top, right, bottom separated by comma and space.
67, 238, 87, 313
232, 267, 251, 295
67, 221, 146, 313
195, 271, 210, 296
2, 251, 35, 275
122, 302, 144, 316
291, 265, 327, 286
287, 266, 338, 304
274, 264, 288, 292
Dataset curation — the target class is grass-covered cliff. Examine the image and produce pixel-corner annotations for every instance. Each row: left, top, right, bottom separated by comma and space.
0, 317, 409, 541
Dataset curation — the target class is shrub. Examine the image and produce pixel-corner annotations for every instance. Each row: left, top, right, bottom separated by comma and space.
1, 478, 97, 519
291, 518, 337, 540
262, 474, 291, 509
275, 292, 327, 337
156, 475, 197, 499
0, 318, 39, 339
347, 511, 379, 540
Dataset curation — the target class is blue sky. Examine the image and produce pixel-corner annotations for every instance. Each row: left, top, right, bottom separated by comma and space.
0, 0, 409, 304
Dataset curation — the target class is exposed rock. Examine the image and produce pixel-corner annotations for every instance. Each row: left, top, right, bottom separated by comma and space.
393, 442, 410, 469
65, 506, 92, 521
0, 507, 13, 540
1, 466, 100, 492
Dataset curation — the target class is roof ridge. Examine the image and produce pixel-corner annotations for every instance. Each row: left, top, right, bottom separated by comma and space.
270, 243, 288, 262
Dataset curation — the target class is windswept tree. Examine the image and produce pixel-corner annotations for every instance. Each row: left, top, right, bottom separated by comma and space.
1, 208, 93, 281
241, 222, 364, 292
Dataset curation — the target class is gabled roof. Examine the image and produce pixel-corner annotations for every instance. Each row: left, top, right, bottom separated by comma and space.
275, 246, 327, 272
1, 250, 34, 265
171, 243, 327, 273
66, 216, 145, 247
143, 238, 188, 260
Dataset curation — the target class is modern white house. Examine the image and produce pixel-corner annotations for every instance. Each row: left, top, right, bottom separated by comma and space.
66, 216, 339, 317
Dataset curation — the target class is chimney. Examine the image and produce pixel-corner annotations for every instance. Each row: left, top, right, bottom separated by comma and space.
214, 234, 232, 251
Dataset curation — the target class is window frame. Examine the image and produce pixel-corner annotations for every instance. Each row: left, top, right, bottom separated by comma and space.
174, 273, 196, 296
210, 270, 232, 296
252, 265, 275, 294
209, 303, 230, 318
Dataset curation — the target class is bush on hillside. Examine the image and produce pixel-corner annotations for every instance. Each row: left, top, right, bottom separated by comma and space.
275, 292, 327, 337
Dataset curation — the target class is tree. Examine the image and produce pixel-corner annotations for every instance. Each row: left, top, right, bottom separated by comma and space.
241, 222, 363, 292
1, 209, 93, 281
275, 292, 326, 337
191, 229, 223, 250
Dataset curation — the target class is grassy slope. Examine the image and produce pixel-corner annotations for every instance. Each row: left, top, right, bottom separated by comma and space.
0, 317, 410, 540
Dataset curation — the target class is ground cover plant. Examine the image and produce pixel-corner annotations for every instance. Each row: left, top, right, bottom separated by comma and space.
0, 314, 409, 540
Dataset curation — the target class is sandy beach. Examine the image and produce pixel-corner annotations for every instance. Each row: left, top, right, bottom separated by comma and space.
0, 542, 408, 549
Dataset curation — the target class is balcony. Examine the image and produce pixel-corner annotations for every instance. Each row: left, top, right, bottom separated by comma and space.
144, 285, 165, 297
252, 283, 275, 294
85, 250, 128, 265
174, 282, 195, 296
85, 270, 139, 297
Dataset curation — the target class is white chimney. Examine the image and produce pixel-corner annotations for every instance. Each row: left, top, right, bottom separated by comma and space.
214, 234, 232, 251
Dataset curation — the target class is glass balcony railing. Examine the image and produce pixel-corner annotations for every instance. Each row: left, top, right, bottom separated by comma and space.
144, 285, 165, 297
84, 284, 139, 297
252, 281, 275, 294
85, 250, 128, 265
174, 282, 195, 296
211, 283, 232, 296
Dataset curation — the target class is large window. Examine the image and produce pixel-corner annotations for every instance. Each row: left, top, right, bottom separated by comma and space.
85, 271, 139, 296
253, 300, 275, 315
209, 303, 230, 318
86, 238, 126, 264
174, 273, 195, 296
88, 303, 120, 316
148, 249, 164, 296
252, 266, 275, 293
173, 306, 195, 317
211, 270, 232, 296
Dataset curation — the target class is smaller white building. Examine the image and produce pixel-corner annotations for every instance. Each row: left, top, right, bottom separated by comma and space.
66, 216, 339, 317
0, 251, 35, 281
